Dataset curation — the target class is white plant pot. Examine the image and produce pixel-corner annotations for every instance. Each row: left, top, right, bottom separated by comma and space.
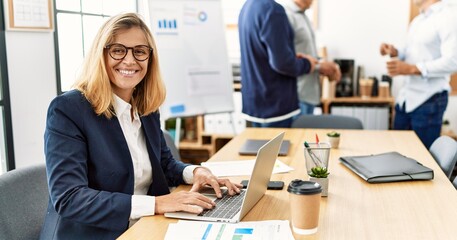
309, 177, 329, 197
327, 136, 340, 149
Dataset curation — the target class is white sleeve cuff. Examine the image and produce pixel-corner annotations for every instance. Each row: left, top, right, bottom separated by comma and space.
416, 62, 428, 78
398, 48, 406, 61
130, 195, 155, 220
183, 165, 199, 184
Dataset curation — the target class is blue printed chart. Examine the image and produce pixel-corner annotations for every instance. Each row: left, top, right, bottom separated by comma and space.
148, 0, 234, 120
164, 220, 294, 240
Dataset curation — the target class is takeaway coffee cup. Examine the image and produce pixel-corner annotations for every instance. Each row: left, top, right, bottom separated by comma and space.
359, 78, 374, 99
287, 180, 322, 235
378, 81, 390, 98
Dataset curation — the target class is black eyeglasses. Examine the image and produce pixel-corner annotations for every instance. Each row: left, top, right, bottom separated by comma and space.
105, 43, 153, 61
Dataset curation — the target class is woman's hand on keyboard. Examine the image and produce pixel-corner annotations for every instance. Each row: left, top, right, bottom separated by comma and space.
155, 191, 215, 214
190, 167, 242, 198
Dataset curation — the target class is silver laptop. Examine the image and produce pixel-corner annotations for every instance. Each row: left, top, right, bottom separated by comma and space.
239, 139, 290, 156
164, 132, 285, 223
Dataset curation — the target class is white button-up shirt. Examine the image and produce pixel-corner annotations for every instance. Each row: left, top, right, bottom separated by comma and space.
397, 1, 457, 112
113, 95, 197, 226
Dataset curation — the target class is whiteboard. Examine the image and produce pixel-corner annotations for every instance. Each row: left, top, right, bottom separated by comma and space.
148, 0, 234, 120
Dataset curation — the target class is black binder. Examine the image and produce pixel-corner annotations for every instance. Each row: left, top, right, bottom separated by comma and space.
339, 151, 434, 183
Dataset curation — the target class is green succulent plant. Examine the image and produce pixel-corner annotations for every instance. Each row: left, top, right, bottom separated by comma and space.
309, 166, 330, 178
326, 131, 340, 137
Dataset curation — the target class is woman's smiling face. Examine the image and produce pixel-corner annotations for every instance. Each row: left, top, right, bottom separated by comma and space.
105, 27, 150, 102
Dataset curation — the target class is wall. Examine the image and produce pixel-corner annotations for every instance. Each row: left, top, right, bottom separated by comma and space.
1, 1, 152, 169
306, 0, 457, 133
2, 1, 457, 169
5, 31, 57, 168
1, 1, 158, 169
315, 0, 409, 79
226, 0, 410, 85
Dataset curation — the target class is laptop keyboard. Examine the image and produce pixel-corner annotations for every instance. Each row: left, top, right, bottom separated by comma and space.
198, 190, 246, 219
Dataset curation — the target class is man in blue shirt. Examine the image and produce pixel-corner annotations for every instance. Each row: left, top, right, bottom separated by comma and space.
380, 0, 457, 149
238, 0, 316, 128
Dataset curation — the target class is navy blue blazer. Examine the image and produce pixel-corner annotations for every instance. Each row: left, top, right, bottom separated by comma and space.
40, 90, 189, 240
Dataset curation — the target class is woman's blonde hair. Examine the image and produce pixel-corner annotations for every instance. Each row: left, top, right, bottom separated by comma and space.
74, 12, 166, 118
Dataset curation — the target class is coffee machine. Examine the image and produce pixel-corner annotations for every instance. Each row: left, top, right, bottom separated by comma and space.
334, 59, 355, 97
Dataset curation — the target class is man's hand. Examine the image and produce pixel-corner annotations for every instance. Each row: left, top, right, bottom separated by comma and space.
386, 59, 420, 76
297, 53, 318, 73
320, 62, 341, 82
190, 167, 242, 198
155, 191, 215, 214
380, 43, 398, 57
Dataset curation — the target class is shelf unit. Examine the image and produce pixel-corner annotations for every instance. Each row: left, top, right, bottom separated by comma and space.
167, 115, 234, 165
321, 96, 395, 129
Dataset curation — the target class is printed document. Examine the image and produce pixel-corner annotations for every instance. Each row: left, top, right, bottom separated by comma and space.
164, 220, 294, 240
201, 159, 293, 177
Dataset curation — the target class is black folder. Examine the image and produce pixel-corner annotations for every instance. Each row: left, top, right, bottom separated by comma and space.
339, 151, 434, 183
239, 139, 290, 156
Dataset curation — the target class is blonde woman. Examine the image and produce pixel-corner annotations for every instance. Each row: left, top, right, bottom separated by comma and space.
41, 13, 240, 239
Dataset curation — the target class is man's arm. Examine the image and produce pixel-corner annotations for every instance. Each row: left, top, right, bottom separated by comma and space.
386, 59, 421, 77
416, 21, 457, 78
260, 11, 312, 76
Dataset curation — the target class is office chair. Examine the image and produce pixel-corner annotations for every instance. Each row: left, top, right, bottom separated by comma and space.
291, 114, 364, 129
0, 164, 48, 240
163, 130, 182, 161
429, 136, 457, 179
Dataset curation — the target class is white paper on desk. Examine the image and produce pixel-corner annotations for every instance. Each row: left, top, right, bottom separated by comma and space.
164, 220, 294, 240
201, 159, 293, 177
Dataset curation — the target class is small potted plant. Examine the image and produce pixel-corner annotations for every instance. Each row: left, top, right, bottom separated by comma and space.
326, 131, 341, 149
309, 166, 329, 197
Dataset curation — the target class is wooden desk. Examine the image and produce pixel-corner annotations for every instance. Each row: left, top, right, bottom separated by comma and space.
119, 128, 457, 240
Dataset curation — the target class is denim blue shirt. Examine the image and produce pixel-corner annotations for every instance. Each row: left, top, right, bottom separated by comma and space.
397, 1, 457, 112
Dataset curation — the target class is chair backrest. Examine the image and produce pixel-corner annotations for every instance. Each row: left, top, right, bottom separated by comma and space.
429, 136, 457, 179
0, 164, 48, 240
291, 114, 364, 129
163, 130, 181, 161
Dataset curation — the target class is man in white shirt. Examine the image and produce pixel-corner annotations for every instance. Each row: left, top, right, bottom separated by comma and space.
380, 0, 457, 148
280, 0, 341, 115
